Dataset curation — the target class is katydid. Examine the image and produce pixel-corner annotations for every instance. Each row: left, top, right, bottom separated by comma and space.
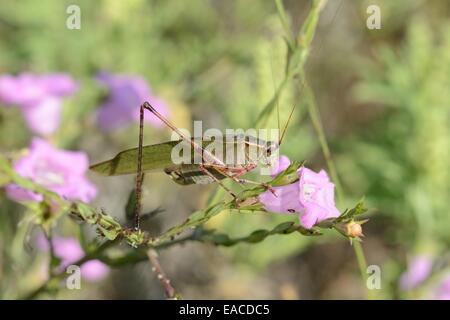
90, 101, 295, 230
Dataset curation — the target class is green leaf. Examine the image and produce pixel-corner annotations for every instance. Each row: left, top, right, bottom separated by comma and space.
235, 161, 302, 202
236, 187, 266, 200
275, 0, 294, 50
97, 212, 122, 240
74, 202, 99, 224
125, 188, 136, 221
297, 226, 322, 236
337, 199, 368, 223
70, 203, 122, 241
155, 202, 232, 244
270, 221, 296, 233
297, 0, 325, 50
247, 229, 269, 243
254, 0, 327, 128
269, 160, 303, 186
197, 220, 319, 247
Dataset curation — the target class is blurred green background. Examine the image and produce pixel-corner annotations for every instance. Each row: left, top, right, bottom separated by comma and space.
1, 0, 450, 299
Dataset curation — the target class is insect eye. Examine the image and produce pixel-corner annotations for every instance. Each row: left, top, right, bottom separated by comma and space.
265, 141, 278, 155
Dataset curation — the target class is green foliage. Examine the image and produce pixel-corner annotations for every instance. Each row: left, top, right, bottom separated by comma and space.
1, 0, 421, 299
351, 18, 450, 243
254, 0, 325, 127
199, 221, 321, 247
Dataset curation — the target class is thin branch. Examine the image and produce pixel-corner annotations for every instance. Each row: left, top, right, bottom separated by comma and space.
147, 249, 176, 299
44, 227, 57, 278
304, 82, 343, 202
22, 240, 117, 300
302, 79, 373, 300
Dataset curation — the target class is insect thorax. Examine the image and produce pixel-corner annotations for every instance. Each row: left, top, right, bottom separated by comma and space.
200, 134, 275, 167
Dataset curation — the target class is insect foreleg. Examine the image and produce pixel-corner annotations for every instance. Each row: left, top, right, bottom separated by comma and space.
204, 163, 276, 196
237, 178, 277, 196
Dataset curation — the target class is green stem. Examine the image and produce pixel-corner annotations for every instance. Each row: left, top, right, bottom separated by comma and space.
22, 239, 118, 300
303, 80, 373, 299
304, 82, 343, 202
353, 241, 366, 279
353, 241, 375, 299
21, 232, 197, 300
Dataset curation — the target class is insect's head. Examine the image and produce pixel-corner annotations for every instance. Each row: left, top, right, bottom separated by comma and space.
265, 140, 279, 157
261, 140, 279, 166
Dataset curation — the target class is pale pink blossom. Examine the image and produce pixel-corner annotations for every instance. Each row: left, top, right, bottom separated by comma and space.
96, 72, 169, 131
399, 255, 433, 290
6, 138, 96, 203
259, 156, 341, 229
37, 235, 109, 282
0, 73, 78, 135
435, 275, 450, 300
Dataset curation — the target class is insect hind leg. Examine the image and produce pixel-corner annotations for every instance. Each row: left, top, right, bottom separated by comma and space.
198, 163, 238, 199
133, 103, 146, 230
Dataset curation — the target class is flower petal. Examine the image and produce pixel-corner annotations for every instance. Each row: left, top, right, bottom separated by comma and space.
259, 183, 303, 214
81, 260, 110, 282
6, 138, 97, 204
21, 97, 61, 135
270, 155, 291, 177
96, 72, 169, 131
399, 255, 433, 290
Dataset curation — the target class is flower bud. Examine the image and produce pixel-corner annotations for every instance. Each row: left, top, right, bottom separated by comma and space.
346, 221, 363, 238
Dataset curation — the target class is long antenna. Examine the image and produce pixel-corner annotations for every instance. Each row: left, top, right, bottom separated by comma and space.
279, 104, 297, 145
142, 102, 224, 166
269, 52, 281, 137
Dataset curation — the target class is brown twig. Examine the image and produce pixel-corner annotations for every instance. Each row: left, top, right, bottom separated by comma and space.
146, 249, 176, 299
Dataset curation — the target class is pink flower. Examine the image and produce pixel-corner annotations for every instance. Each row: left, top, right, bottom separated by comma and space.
6, 138, 97, 203
399, 255, 433, 290
81, 260, 111, 282
37, 235, 109, 282
0, 73, 78, 135
259, 183, 304, 214
297, 167, 341, 229
270, 155, 291, 177
434, 275, 450, 300
96, 72, 169, 131
52, 237, 84, 267
258, 156, 341, 229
